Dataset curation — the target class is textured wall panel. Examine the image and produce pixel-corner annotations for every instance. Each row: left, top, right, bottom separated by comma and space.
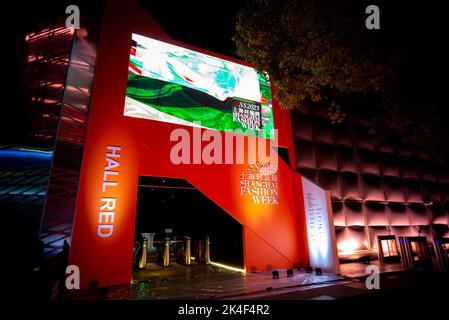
313, 119, 334, 144
408, 204, 428, 226
388, 203, 410, 226
419, 160, 436, 181
337, 147, 356, 173
316, 145, 338, 171
295, 140, 315, 169
422, 180, 441, 203
404, 179, 423, 203
432, 224, 449, 238
377, 143, 395, 154
384, 177, 405, 202
334, 125, 352, 147
346, 226, 369, 250
368, 226, 389, 251
332, 201, 345, 227
353, 125, 375, 151
339, 173, 361, 200
292, 116, 313, 141
310, 103, 328, 118
436, 164, 449, 183
379, 153, 400, 177
318, 170, 340, 199
431, 204, 448, 225
401, 157, 419, 180
441, 183, 449, 203
365, 202, 388, 226
361, 174, 385, 201
344, 201, 364, 226
358, 150, 380, 175
391, 226, 414, 237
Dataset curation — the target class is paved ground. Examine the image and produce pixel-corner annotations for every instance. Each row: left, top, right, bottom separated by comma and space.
270, 269, 449, 301
68, 262, 347, 300
66, 260, 448, 300
339, 260, 406, 277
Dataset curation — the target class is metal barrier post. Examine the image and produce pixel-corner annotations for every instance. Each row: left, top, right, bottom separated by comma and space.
205, 236, 211, 264
196, 240, 204, 263
138, 237, 147, 269
184, 237, 191, 265
163, 237, 170, 267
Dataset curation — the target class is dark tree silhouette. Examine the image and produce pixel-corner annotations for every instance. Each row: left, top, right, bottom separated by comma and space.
234, 0, 448, 157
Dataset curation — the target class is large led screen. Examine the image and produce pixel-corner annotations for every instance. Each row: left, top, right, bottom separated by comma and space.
124, 33, 275, 139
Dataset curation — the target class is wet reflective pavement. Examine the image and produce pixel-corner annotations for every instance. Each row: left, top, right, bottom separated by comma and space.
68, 262, 347, 300
339, 260, 406, 277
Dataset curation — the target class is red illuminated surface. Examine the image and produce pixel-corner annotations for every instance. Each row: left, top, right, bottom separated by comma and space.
69, 0, 309, 289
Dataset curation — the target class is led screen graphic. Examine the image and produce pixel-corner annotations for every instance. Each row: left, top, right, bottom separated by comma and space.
124, 33, 275, 139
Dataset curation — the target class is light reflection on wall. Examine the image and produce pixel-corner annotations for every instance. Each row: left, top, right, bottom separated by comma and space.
337, 237, 359, 253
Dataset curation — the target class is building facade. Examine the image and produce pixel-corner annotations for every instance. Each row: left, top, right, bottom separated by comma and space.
2, 0, 448, 294
292, 101, 449, 262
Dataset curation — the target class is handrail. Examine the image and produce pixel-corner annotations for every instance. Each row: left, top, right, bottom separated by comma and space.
151, 240, 185, 244
133, 241, 140, 257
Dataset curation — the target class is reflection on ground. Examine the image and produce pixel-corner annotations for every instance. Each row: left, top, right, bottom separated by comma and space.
339, 261, 406, 277
68, 262, 346, 300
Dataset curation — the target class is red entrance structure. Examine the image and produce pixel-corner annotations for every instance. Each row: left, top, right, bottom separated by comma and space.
68, 0, 317, 289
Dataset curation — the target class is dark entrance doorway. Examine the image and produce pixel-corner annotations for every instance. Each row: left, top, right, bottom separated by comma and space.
133, 176, 244, 277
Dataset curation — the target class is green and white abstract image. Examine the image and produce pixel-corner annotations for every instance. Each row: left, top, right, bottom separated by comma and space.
125, 33, 274, 139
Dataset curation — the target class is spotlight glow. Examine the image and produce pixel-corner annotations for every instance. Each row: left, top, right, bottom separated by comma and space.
210, 261, 246, 273
337, 237, 359, 253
